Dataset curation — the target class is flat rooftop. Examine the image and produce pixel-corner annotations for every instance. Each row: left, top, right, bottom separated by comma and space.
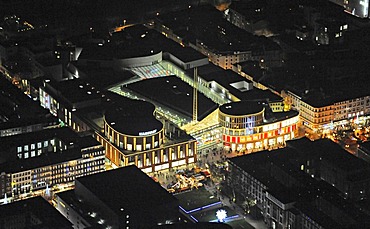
0, 127, 99, 173
45, 78, 103, 106
104, 98, 164, 136
0, 196, 73, 228
79, 24, 206, 64
75, 165, 178, 215
219, 101, 264, 116
71, 64, 136, 90
288, 138, 370, 173
0, 127, 80, 153
157, 5, 281, 54
188, 64, 282, 102
126, 75, 218, 121
0, 77, 55, 128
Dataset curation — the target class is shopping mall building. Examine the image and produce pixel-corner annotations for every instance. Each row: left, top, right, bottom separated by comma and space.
219, 101, 299, 152
96, 98, 197, 173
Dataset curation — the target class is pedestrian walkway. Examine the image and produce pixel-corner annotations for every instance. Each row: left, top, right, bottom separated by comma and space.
204, 182, 267, 229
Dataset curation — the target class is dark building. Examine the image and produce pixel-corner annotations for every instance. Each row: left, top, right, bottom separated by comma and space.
226, 138, 370, 229
55, 165, 179, 229
0, 196, 73, 228
0, 76, 59, 138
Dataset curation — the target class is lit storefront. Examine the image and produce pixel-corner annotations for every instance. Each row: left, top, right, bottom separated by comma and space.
98, 99, 197, 172
219, 101, 299, 152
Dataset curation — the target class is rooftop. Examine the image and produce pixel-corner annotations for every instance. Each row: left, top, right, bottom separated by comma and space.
188, 64, 282, 102
44, 78, 103, 108
104, 98, 163, 136
79, 24, 206, 64
157, 5, 281, 54
288, 138, 370, 173
0, 127, 100, 173
75, 165, 178, 216
0, 196, 73, 228
219, 100, 264, 116
0, 77, 54, 128
70, 64, 136, 90
126, 75, 218, 121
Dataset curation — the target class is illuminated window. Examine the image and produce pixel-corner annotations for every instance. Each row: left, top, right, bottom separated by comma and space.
189, 149, 193, 156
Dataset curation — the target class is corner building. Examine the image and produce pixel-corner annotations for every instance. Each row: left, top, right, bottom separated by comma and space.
97, 99, 197, 173
219, 101, 299, 151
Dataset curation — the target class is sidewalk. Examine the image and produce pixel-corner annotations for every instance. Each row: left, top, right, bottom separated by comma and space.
204, 182, 267, 229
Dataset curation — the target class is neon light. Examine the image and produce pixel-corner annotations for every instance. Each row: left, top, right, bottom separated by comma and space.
179, 201, 222, 214
190, 215, 198, 222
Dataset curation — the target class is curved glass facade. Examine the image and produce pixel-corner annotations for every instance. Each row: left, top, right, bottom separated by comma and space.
219, 108, 299, 152
219, 109, 264, 135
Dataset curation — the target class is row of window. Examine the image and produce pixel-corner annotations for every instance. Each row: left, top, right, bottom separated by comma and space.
17, 140, 53, 152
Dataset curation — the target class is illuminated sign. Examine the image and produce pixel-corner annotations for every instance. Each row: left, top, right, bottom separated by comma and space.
139, 129, 157, 136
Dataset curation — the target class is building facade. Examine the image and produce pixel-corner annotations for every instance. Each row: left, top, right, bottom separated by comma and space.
286, 90, 370, 133
0, 128, 105, 204
219, 101, 299, 152
97, 99, 197, 173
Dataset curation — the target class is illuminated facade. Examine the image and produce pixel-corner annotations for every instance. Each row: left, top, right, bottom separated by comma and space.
287, 90, 370, 132
97, 99, 197, 173
39, 79, 100, 133
330, 0, 370, 18
219, 101, 299, 152
0, 128, 105, 203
